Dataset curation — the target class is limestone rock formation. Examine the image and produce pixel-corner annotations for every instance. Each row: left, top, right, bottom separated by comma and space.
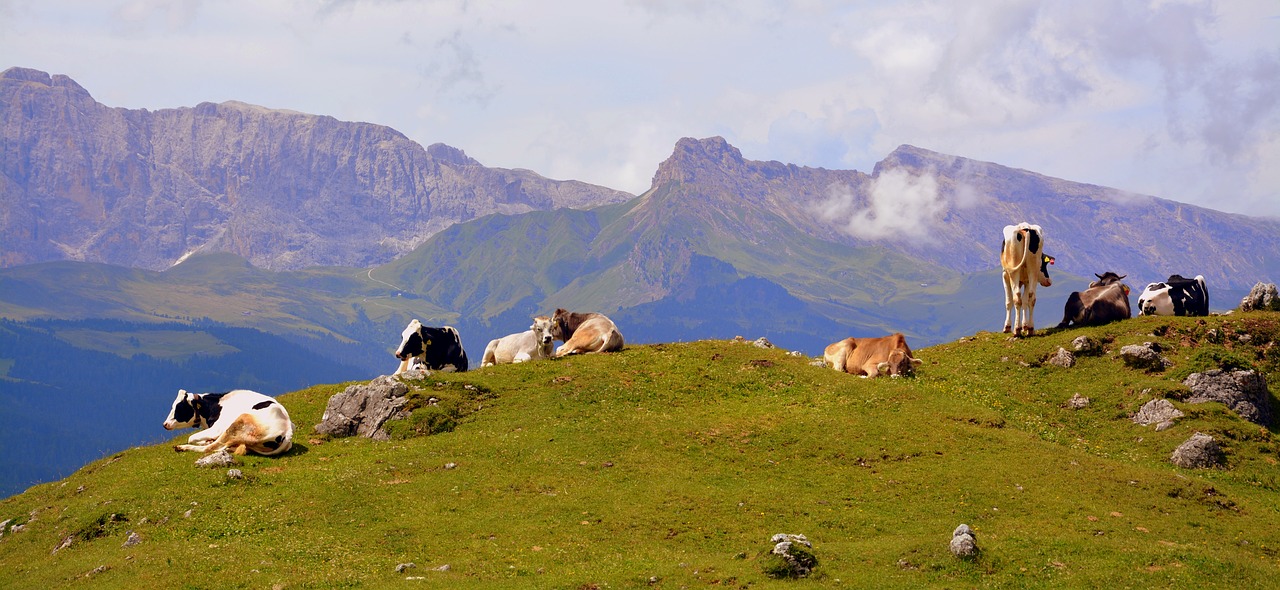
0, 67, 633, 270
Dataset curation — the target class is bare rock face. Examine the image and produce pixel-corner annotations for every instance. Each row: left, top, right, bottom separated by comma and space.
1071, 336, 1103, 356
1170, 432, 1224, 469
1183, 370, 1272, 426
314, 376, 411, 440
950, 524, 978, 558
1240, 282, 1280, 311
1120, 343, 1172, 371
761, 533, 817, 579
0, 67, 633, 270
1132, 399, 1185, 428
1046, 347, 1076, 368
1065, 393, 1091, 409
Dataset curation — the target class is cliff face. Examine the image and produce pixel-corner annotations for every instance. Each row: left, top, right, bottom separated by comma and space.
0, 67, 634, 270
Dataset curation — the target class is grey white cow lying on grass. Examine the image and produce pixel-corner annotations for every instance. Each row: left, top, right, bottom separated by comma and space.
163, 389, 294, 456
481, 316, 556, 366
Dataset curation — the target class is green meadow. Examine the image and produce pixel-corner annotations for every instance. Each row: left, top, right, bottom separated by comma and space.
1, 312, 1278, 589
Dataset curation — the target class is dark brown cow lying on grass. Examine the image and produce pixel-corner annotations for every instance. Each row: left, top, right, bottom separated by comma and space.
1057, 271, 1132, 329
549, 308, 624, 356
823, 333, 922, 378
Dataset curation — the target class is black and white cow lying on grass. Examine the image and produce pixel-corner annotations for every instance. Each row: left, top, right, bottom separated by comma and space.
1138, 274, 1209, 316
163, 389, 294, 456
393, 319, 469, 375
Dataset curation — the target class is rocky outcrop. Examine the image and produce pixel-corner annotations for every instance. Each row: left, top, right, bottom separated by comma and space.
314, 376, 413, 440
760, 533, 817, 579
1046, 347, 1076, 368
1183, 370, 1272, 426
1132, 399, 1184, 429
1240, 283, 1280, 312
1120, 343, 1172, 371
0, 67, 633, 270
1171, 433, 1224, 469
949, 524, 978, 558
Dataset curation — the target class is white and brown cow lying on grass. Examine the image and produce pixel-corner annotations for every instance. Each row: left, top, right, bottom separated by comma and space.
549, 308, 624, 356
481, 316, 556, 367
163, 389, 294, 456
824, 333, 922, 378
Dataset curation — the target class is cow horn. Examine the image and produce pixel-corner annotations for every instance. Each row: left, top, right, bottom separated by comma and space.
1095, 273, 1104, 279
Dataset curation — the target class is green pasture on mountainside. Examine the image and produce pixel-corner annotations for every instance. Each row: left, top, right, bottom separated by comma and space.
1, 313, 1278, 588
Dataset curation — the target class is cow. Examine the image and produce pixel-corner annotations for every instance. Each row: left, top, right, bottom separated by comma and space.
481, 316, 556, 367
1000, 222, 1054, 336
823, 333, 922, 378
1138, 274, 1209, 316
163, 389, 294, 456
1056, 272, 1132, 328
393, 319, 468, 374
549, 308, 624, 356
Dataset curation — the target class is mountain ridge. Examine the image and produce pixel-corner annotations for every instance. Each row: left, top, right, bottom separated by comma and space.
0, 67, 634, 271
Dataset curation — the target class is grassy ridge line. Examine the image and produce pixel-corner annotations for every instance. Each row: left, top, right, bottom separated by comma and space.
1, 314, 1278, 588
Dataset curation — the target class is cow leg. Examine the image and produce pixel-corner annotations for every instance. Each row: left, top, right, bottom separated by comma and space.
393, 358, 411, 375
187, 426, 224, 445
513, 351, 531, 363
1058, 292, 1082, 328
177, 414, 262, 454
1002, 273, 1015, 333
1023, 285, 1038, 336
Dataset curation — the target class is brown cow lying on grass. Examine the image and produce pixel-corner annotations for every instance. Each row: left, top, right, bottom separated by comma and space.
549, 308, 624, 356
1057, 271, 1131, 328
823, 333, 922, 378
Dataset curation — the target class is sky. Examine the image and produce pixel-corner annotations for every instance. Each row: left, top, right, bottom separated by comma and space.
2, 0, 1278, 218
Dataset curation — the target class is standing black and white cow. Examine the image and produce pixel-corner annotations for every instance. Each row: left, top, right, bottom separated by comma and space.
393, 319, 469, 374
163, 389, 294, 456
1137, 274, 1209, 316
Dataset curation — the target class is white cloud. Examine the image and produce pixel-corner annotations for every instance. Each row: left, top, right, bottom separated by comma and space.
815, 169, 946, 241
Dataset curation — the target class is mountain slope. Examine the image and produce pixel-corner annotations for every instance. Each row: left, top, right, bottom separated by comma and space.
1, 313, 1277, 587
0, 67, 634, 271
864, 145, 1280, 289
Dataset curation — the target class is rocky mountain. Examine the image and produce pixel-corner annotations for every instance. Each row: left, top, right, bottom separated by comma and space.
631, 137, 1280, 292
380, 136, 1278, 353
0, 67, 633, 270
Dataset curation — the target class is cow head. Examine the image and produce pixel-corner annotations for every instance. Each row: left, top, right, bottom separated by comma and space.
395, 319, 425, 360
531, 316, 555, 348
1038, 253, 1055, 287
1090, 272, 1126, 288
550, 308, 573, 341
877, 349, 924, 377
163, 389, 200, 430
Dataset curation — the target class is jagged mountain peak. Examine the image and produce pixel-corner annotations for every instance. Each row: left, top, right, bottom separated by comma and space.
426, 142, 479, 166
2, 66, 93, 99
651, 136, 747, 185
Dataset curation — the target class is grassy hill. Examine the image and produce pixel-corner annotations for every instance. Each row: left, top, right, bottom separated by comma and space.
1, 312, 1277, 588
